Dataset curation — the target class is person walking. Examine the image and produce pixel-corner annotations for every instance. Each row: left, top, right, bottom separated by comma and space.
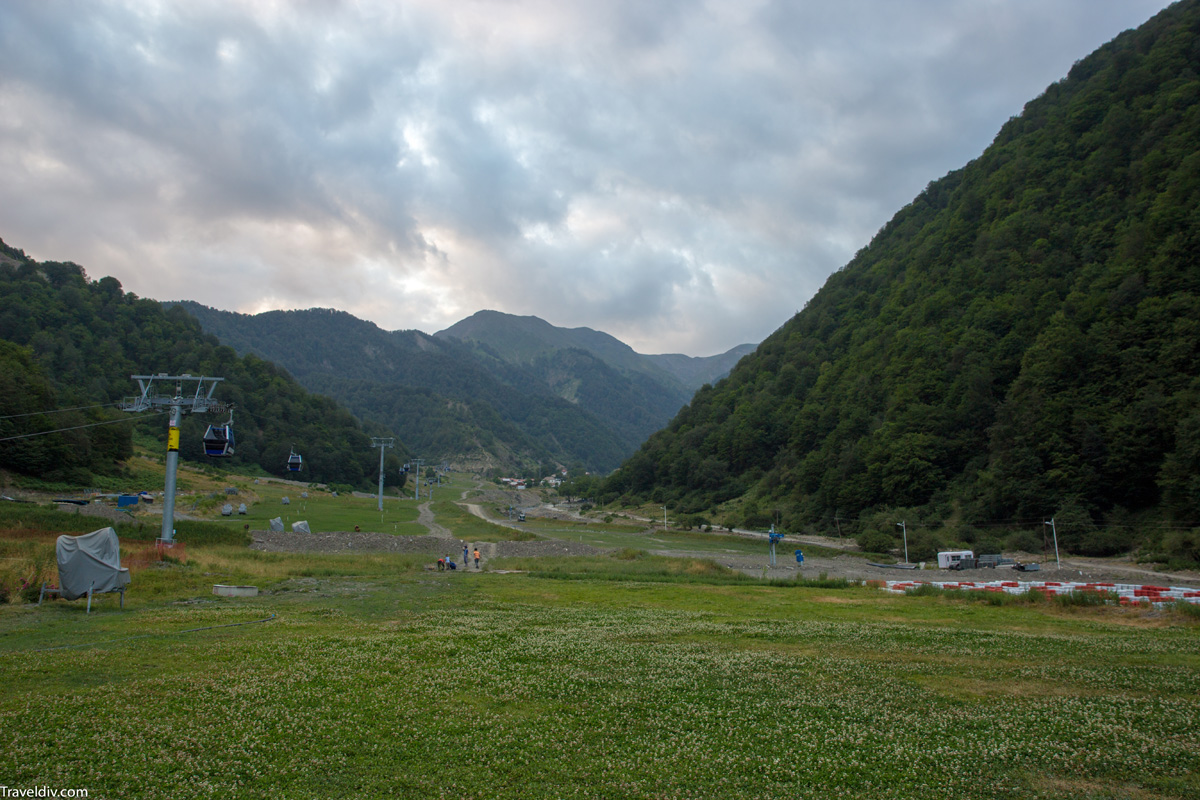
463, 543, 469, 568
473, 547, 480, 570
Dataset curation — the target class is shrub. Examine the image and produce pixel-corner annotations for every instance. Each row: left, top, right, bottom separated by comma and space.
1162, 528, 1200, 564
613, 548, 646, 561
1006, 529, 1042, 554
856, 530, 895, 555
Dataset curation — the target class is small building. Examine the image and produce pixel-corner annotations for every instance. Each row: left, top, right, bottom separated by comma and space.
937, 550, 975, 569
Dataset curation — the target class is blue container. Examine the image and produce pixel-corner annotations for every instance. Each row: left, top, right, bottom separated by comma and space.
795, 550, 804, 564
117, 494, 138, 508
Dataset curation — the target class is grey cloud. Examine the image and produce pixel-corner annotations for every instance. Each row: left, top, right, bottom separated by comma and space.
0, 0, 1178, 355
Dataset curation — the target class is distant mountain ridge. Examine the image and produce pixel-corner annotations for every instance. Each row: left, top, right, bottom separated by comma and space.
173, 303, 755, 472
434, 309, 754, 392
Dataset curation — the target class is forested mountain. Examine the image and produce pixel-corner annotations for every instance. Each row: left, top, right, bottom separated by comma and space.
172, 303, 634, 472
602, 0, 1200, 558
434, 309, 754, 446
0, 244, 407, 488
174, 304, 752, 473
434, 309, 754, 393
643, 345, 758, 390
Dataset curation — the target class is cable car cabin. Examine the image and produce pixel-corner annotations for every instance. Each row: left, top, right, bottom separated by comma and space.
202, 424, 235, 457
287, 451, 303, 472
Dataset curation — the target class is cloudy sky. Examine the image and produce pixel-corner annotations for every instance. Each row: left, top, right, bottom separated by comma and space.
0, 1, 1176, 356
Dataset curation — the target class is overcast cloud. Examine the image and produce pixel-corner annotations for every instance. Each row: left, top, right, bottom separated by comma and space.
0, 0, 1176, 355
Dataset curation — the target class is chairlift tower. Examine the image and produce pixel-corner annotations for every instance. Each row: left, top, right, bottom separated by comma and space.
121, 374, 226, 544
371, 437, 394, 512
408, 458, 425, 500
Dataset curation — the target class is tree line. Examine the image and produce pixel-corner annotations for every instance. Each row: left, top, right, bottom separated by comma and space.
0, 248, 407, 490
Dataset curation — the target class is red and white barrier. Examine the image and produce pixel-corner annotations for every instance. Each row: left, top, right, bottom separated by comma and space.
878, 579, 1200, 605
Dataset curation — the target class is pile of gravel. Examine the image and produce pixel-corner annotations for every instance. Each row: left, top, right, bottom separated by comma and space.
248, 529, 605, 561
250, 530, 447, 554
492, 540, 604, 558
55, 503, 134, 525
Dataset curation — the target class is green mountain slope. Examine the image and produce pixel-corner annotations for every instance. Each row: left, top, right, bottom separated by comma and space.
602, 0, 1200, 555
0, 245, 406, 488
171, 303, 631, 472
434, 309, 754, 446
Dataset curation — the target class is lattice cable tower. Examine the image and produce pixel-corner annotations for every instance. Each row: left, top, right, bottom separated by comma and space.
122, 374, 226, 544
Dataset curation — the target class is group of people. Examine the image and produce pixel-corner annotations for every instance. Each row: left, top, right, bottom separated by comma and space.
436, 544, 481, 572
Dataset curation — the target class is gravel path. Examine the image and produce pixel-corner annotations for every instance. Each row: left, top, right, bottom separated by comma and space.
416, 501, 453, 538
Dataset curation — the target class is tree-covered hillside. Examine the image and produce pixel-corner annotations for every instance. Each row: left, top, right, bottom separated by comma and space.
0, 245, 406, 488
603, 0, 1200, 557
434, 310, 755, 449
172, 303, 631, 472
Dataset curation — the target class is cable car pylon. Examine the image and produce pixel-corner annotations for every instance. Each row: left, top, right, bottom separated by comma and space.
122, 374, 226, 544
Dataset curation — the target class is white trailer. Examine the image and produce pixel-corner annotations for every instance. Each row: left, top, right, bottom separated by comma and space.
937, 550, 975, 569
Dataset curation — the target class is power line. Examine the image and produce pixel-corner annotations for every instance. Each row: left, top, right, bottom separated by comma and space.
0, 411, 162, 442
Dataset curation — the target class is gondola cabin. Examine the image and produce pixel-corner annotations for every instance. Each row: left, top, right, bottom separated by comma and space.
287, 450, 303, 473
202, 423, 235, 457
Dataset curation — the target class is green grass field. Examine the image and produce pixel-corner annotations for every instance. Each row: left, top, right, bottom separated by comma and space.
1, 477, 1198, 799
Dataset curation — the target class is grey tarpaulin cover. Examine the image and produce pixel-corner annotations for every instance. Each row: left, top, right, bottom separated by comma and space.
292, 520, 311, 534
56, 527, 130, 601
269, 517, 284, 532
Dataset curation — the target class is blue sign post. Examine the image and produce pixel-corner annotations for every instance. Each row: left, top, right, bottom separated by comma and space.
768, 524, 785, 566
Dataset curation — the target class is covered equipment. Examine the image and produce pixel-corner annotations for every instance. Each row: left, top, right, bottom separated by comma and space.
40, 527, 130, 612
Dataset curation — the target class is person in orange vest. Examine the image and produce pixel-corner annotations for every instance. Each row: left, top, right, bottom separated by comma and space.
473, 547, 481, 569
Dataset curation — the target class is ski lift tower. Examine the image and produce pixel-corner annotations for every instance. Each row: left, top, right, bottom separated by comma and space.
408, 458, 425, 500
371, 437, 394, 512
122, 374, 226, 544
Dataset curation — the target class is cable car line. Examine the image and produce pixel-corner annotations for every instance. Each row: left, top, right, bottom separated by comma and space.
0, 401, 123, 420
0, 411, 163, 442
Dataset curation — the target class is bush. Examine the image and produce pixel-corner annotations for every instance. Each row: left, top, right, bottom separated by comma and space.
1162, 528, 1200, 564
1006, 529, 1042, 554
857, 530, 895, 555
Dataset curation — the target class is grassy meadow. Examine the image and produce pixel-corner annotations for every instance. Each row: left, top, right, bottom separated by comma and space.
1, 475, 1198, 799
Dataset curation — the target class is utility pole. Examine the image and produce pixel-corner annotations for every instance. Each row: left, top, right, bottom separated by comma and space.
122, 374, 225, 544
896, 521, 908, 564
371, 437, 394, 512
1044, 518, 1060, 569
